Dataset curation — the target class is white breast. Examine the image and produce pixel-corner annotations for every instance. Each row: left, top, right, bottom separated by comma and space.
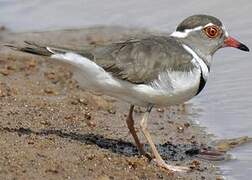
131, 68, 201, 106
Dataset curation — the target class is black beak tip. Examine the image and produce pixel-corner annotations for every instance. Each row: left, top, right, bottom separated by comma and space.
239, 43, 250, 52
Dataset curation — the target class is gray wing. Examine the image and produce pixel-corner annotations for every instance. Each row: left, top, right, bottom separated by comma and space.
91, 36, 194, 84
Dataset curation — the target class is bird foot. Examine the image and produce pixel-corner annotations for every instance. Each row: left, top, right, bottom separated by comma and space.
153, 158, 190, 172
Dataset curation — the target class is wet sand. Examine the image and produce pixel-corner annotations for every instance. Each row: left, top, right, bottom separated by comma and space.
0, 26, 246, 180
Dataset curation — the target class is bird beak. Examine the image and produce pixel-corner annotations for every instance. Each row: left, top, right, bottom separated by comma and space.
224, 36, 249, 52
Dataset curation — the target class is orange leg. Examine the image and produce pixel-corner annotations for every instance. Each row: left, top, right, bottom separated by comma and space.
140, 106, 189, 172
126, 105, 146, 156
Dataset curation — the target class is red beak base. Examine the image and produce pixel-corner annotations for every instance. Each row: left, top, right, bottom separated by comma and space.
224, 37, 249, 52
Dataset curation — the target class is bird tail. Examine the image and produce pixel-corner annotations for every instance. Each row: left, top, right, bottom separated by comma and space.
5, 41, 71, 57
5, 41, 95, 60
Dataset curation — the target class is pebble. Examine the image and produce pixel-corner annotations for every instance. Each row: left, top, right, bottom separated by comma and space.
177, 126, 184, 133
86, 121, 96, 128
157, 108, 164, 112
0, 69, 9, 76
44, 88, 55, 94
79, 98, 88, 105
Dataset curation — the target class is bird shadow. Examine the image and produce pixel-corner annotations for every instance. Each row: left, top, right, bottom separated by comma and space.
0, 126, 212, 161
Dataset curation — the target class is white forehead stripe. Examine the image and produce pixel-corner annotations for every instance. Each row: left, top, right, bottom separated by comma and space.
182, 44, 209, 80
204, 23, 214, 27
170, 26, 203, 38
170, 23, 224, 38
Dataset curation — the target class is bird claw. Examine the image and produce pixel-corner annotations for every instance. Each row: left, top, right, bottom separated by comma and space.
153, 158, 190, 172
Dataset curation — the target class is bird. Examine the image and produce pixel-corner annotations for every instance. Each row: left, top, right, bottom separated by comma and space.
6, 14, 249, 172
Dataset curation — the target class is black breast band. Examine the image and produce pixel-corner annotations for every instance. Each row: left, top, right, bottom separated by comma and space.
196, 72, 206, 95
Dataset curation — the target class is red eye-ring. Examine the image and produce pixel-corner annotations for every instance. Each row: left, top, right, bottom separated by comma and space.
204, 25, 220, 38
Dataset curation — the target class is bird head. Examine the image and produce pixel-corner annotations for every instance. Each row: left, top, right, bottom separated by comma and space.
171, 14, 249, 60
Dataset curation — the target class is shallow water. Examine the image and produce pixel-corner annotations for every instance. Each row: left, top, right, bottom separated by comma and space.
1, 0, 252, 179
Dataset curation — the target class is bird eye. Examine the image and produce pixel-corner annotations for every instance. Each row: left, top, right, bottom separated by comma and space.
204, 25, 220, 38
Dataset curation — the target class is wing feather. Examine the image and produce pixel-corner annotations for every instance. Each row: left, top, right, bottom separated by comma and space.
92, 36, 194, 83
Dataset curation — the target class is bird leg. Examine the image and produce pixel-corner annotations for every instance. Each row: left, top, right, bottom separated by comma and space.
140, 106, 189, 172
126, 105, 147, 156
